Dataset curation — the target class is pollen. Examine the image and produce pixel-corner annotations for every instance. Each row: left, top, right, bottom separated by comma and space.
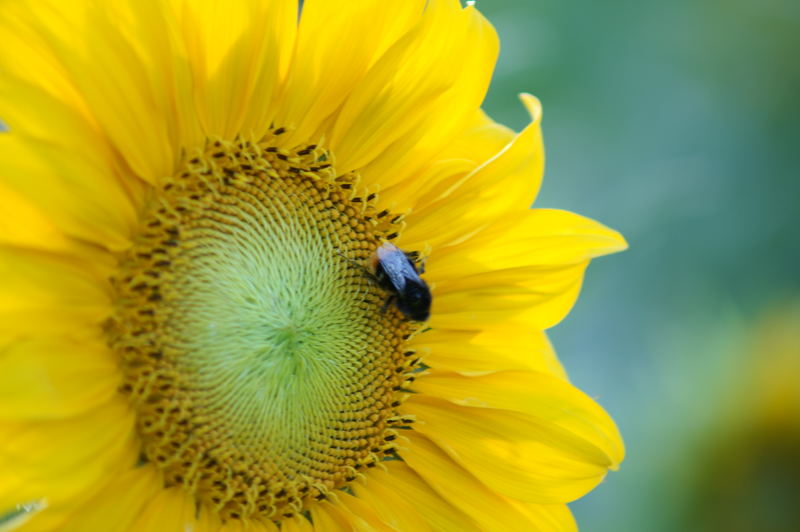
107, 131, 423, 523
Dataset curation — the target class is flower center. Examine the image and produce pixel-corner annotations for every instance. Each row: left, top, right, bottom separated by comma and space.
108, 132, 421, 522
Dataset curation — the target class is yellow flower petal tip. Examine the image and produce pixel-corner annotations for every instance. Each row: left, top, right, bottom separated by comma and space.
586, 219, 629, 256
520, 92, 544, 124
0, 1, 625, 530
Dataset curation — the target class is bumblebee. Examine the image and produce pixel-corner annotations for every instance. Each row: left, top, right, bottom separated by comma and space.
368, 242, 431, 322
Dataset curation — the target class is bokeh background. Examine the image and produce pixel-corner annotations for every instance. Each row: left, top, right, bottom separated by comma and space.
478, 0, 800, 530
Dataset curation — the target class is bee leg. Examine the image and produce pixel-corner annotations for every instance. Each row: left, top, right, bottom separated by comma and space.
381, 295, 396, 314
404, 250, 426, 274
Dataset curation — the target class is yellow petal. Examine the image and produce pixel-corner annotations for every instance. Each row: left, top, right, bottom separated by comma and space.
404, 393, 619, 503
402, 430, 570, 531
330, 0, 494, 175
191, 504, 227, 532
402, 94, 544, 248
334, 490, 397, 532
0, 1, 173, 183
2, 0, 297, 180
0, 189, 116, 286
0, 397, 138, 520
351, 470, 433, 531
392, 109, 515, 210
505, 498, 578, 532
114, 1, 203, 151
0, 181, 73, 252
58, 465, 163, 532
0, 334, 119, 420
308, 500, 355, 531
431, 208, 627, 277
358, 4, 499, 195
408, 325, 567, 378
427, 208, 627, 329
0, 500, 46, 532
128, 485, 198, 532
0, 247, 112, 337
280, 515, 314, 532
218, 516, 275, 532
0, 1, 89, 117
413, 371, 624, 467
0, 32, 145, 248
276, 0, 424, 146
364, 461, 480, 532
429, 264, 586, 330
0, 134, 137, 252
177, 0, 297, 139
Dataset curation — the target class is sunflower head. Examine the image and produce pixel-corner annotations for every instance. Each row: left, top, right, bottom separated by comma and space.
0, 0, 626, 529
109, 135, 423, 520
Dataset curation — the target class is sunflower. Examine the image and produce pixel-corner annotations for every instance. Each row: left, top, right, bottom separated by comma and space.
0, 1, 626, 530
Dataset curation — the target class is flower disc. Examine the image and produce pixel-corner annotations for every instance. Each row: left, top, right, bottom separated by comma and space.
109, 134, 420, 521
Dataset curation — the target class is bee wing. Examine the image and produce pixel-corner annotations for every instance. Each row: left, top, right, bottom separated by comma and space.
379, 253, 416, 291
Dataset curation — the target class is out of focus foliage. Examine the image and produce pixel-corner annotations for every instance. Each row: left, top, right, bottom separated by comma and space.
480, 1, 800, 530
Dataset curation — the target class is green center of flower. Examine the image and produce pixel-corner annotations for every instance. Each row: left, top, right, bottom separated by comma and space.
108, 133, 421, 523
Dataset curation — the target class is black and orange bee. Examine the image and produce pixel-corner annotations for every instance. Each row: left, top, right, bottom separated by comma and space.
368, 242, 431, 322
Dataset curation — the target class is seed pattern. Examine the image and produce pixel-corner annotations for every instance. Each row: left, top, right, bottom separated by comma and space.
108, 131, 424, 523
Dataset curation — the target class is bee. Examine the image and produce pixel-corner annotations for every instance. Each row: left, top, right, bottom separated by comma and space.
368, 242, 432, 322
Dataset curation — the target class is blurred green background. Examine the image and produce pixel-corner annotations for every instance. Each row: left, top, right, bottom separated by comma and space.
479, 0, 800, 530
